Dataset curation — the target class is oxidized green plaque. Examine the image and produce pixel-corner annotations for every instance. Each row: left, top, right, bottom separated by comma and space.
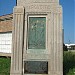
28, 17, 46, 49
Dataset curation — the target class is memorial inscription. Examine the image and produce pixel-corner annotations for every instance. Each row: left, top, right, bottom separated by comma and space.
24, 61, 48, 74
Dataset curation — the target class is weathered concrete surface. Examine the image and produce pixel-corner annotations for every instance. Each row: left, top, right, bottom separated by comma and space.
10, 0, 63, 75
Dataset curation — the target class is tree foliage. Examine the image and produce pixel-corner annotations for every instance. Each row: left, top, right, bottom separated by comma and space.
63, 52, 75, 75
63, 44, 68, 51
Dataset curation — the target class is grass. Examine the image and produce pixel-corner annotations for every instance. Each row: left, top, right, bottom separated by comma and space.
67, 68, 75, 75
64, 51, 75, 75
0, 57, 11, 75
0, 51, 75, 75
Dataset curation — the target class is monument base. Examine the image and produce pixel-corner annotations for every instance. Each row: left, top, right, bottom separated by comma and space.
10, 73, 63, 75
10, 72, 22, 75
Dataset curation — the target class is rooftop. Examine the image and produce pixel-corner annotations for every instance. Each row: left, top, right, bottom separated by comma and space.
0, 14, 13, 32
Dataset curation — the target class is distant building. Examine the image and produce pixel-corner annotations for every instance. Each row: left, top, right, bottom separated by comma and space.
0, 14, 13, 56
65, 44, 75, 52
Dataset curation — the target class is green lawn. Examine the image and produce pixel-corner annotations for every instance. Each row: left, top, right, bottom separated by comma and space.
64, 51, 75, 75
0, 57, 11, 75
0, 51, 75, 75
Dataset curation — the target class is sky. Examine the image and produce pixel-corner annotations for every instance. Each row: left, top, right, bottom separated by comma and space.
0, 0, 75, 44
60, 0, 75, 44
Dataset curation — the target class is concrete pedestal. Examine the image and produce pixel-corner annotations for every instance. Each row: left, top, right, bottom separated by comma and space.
10, 0, 63, 75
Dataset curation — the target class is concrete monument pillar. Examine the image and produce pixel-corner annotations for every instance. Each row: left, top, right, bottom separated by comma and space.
10, 0, 63, 75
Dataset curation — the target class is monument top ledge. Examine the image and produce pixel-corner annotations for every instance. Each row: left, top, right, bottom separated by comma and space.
17, 0, 59, 5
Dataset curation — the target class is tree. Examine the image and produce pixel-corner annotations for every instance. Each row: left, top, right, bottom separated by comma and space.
63, 43, 68, 51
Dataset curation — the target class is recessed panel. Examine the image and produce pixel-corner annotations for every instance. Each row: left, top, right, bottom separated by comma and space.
24, 61, 48, 74
28, 17, 46, 49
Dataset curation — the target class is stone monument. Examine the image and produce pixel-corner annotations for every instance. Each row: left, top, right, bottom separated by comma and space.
10, 0, 63, 75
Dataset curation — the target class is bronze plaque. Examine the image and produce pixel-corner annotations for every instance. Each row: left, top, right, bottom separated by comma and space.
28, 17, 46, 49
24, 61, 48, 74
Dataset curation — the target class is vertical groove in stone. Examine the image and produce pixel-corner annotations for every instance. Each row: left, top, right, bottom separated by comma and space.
52, 13, 55, 72
14, 14, 16, 70
47, 13, 51, 54
19, 14, 21, 71
23, 13, 27, 56
59, 13, 61, 71
54, 13, 57, 71
56, 13, 58, 72
15, 14, 18, 70
16, 14, 18, 71
51, 13, 54, 72
57, 14, 60, 71
53, 13, 55, 71
18, 14, 21, 70
18, 14, 20, 70
16, 14, 19, 71
47, 13, 51, 74
19, 14, 24, 71
14, 14, 16, 71
57, 13, 60, 71
46, 15, 48, 51
59, 13, 63, 73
